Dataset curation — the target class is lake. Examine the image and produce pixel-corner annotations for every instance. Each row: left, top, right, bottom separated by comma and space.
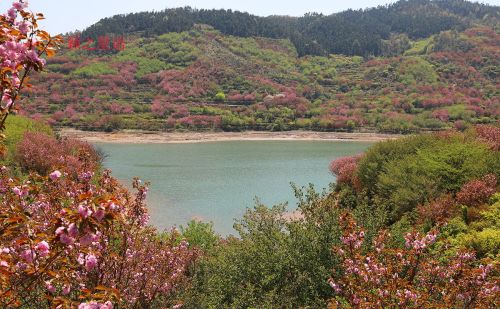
94, 141, 372, 235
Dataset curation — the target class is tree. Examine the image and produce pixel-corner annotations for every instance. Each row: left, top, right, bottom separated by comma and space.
328, 213, 498, 308
0, 3, 195, 307
381, 33, 411, 56
0, 1, 62, 154
214, 91, 226, 102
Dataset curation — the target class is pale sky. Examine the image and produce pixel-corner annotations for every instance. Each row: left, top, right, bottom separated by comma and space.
1, 0, 499, 35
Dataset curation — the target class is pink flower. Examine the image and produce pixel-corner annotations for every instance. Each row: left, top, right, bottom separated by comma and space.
20, 249, 35, 263
55, 226, 65, 235
62, 284, 71, 295
7, 8, 16, 21
12, 1, 28, 11
80, 233, 98, 246
49, 170, 62, 181
78, 301, 113, 309
26, 49, 43, 64
78, 205, 92, 218
68, 223, 79, 237
328, 279, 342, 293
102, 302, 113, 309
45, 281, 56, 293
77, 253, 85, 265
18, 21, 29, 34
85, 254, 97, 271
2, 92, 12, 108
0, 260, 8, 267
59, 233, 75, 245
93, 208, 105, 221
12, 186, 21, 196
35, 240, 50, 257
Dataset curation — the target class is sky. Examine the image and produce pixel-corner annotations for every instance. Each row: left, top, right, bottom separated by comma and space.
1, 0, 499, 35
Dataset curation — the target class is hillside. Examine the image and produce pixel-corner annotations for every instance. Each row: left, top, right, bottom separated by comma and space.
21, 0, 499, 133
81, 0, 499, 57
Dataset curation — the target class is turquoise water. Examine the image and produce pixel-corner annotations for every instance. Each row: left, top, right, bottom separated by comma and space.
94, 141, 372, 235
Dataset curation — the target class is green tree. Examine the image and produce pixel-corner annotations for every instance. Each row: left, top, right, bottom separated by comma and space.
214, 91, 226, 102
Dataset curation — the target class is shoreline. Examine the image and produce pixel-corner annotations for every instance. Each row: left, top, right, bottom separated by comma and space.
58, 128, 402, 144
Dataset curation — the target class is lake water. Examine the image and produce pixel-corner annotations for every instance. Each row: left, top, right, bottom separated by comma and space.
94, 141, 372, 235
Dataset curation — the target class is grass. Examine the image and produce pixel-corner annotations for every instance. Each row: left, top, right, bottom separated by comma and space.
2, 115, 53, 157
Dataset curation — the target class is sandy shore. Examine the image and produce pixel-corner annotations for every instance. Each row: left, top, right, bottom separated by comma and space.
58, 128, 402, 144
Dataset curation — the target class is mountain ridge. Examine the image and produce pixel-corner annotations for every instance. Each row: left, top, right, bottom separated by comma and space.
79, 0, 499, 57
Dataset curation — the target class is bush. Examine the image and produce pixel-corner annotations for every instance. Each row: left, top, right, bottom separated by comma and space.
397, 57, 438, 85
460, 228, 500, 258
179, 220, 219, 251
328, 213, 498, 308
182, 187, 344, 308
14, 132, 101, 176
474, 125, 500, 151
0, 166, 195, 308
356, 131, 499, 222
330, 154, 363, 189
214, 91, 226, 102
456, 174, 497, 207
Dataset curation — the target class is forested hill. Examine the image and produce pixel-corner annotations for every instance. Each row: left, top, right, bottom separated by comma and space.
80, 0, 499, 56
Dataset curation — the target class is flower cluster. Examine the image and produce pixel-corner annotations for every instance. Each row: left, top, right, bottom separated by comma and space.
328, 213, 499, 308
329, 154, 363, 189
474, 125, 500, 151
0, 1, 62, 134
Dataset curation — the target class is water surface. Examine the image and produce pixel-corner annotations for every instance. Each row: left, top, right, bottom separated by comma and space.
95, 141, 372, 235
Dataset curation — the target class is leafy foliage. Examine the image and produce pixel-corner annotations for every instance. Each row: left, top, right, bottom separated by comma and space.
355, 129, 500, 222
2, 115, 52, 155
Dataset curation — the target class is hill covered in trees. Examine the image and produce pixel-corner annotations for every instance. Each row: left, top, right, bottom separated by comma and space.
81, 0, 499, 57
21, 0, 499, 133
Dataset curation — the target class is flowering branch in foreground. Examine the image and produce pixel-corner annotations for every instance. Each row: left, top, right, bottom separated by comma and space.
0, 0, 62, 134
328, 213, 499, 308
0, 134, 195, 308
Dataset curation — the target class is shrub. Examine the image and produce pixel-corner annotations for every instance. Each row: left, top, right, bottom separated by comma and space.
179, 220, 219, 252
328, 213, 498, 308
329, 154, 363, 189
0, 166, 195, 307
397, 57, 438, 85
214, 91, 226, 102
416, 195, 458, 225
356, 131, 499, 222
474, 125, 500, 151
183, 187, 344, 308
14, 132, 100, 176
459, 228, 500, 258
456, 174, 497, 207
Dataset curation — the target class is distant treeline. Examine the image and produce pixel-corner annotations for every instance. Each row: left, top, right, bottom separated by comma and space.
81, 0, 499, 56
